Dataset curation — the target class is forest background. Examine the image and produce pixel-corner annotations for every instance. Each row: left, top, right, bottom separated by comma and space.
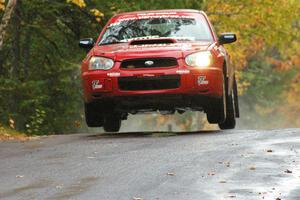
0, 0, 299, 135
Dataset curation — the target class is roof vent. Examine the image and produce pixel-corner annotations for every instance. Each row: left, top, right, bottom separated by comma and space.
129, 38, 176, 45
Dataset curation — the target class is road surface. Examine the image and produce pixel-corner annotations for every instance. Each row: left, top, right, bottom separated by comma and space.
0, 129, 300, 200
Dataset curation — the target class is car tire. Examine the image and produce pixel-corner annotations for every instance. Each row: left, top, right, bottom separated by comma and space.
207, 72, 226, 124
103, 114, 122, 132
233, 77, 240, 118
218, 77, 236, 129
84, 103, 104, 127
207, 99, 226, 123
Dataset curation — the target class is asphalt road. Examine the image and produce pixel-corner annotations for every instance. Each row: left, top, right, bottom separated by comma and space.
1, 129, 300, 200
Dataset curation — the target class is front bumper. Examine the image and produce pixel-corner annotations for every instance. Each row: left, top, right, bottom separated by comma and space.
82, 65, 223, 103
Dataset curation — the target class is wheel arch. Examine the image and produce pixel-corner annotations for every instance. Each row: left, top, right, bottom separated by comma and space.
222, 60, 228, 78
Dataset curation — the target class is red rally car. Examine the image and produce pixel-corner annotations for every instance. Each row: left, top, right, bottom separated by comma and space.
79, 9, 239, 132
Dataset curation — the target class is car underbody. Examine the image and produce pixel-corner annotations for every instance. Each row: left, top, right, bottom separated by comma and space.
90, 94, 221, 115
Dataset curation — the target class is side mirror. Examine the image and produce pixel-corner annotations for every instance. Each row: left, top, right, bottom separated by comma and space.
218, 33, 237, 45
79, 38, 94, 49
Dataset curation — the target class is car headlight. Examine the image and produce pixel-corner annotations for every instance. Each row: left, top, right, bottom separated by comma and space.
185, 51, 212, 68
89, 56, 114, 70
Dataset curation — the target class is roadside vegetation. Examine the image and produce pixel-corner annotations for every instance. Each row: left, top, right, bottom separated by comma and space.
0, 0, 299, 135
0, 123, 31, 141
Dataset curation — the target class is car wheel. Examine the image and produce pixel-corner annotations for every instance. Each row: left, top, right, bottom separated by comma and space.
218, 80, 236, 129
103, 114, 122, 132
207, 72, 226, 124
233, 77, 240, 118
85, 103, 104, 127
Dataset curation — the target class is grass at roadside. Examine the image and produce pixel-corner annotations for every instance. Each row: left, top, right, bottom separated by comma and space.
0, 124, 36, 141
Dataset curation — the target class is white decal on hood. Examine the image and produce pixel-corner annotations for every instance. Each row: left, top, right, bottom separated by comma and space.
107, 72, 120, 77
176, 70, 190, 74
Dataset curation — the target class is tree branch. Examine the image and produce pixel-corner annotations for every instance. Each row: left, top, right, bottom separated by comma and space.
0, 0, 18, 51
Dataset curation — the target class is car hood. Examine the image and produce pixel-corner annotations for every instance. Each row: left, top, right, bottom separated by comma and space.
92, 41, 213, 61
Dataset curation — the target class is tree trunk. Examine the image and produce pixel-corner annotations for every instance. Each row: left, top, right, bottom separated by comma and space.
23, 28, 31, 79
11, 0, 20, 77
0, 0, 18, 51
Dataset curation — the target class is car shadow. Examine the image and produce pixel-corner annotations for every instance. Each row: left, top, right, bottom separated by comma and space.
84, 130, 221, 140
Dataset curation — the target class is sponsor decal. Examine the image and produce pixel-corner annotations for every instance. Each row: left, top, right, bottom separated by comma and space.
137, 12, 177, 16
92, 80, 103, 90
110, 15, 195, 26
107, 72, 120, 77
176, 70, 190, 74
197, 76, 209, 85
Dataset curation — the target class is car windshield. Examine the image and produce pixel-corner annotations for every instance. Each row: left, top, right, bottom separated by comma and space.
99, 15, 213, 45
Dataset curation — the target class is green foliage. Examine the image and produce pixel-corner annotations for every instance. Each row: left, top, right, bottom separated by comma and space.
25, 108, 46, 134
0, 0, 299, 134
241, 58, 283, 107
238, 54, 299, 129
0, 0, 95, 134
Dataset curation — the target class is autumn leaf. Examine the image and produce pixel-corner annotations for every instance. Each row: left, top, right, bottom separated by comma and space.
0, 0, 5, 11
90, 9, 104, 17
167, 172, 175, 176
284, 169, 292, 174
249, 166, 256, 170
66, 0, 86, 8
133, 197, 144, 200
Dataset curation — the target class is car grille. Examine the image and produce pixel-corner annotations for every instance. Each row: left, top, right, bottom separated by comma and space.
120, 58, 178, 69
118, 75, 181, 91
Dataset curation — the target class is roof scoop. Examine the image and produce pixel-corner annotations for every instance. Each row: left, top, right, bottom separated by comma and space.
129, 38, 176, 45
